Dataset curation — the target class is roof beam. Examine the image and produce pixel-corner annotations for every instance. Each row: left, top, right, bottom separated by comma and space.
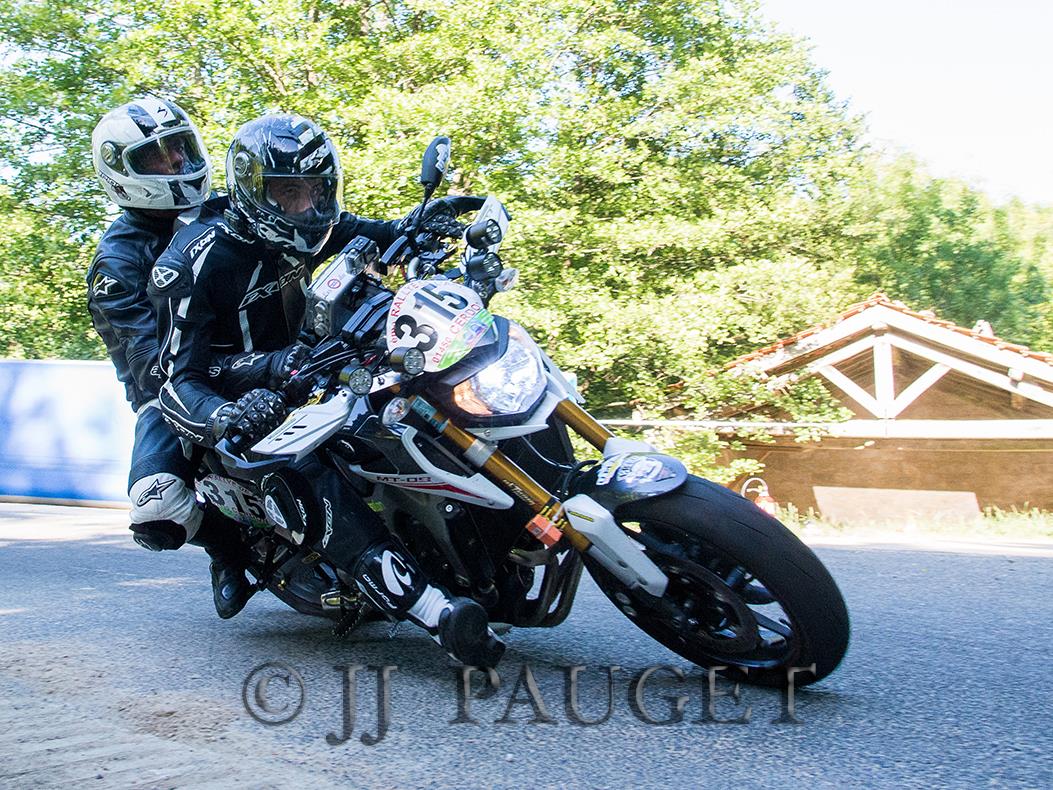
873, 306, 1053, 386
887, 334, 1053, 410
873, 336, 895, 416
801, 335, 877, 373
747, 311, 877, 373
817, 365, 884, 417
887, 363, 951, 418
739, 304, 1053, 387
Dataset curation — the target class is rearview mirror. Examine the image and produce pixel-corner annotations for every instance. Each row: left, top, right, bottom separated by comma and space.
420, 136, 451, 191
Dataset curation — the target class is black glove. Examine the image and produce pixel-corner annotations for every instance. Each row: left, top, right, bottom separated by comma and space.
402, 195, 486, 238
266, 342, 311, 389
209, 388, 287, 446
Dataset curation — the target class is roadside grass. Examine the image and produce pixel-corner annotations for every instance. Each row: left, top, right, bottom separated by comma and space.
776, 504, 1053, 542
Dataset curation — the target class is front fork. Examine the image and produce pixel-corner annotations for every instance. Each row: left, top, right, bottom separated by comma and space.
406, 395, 668, 596
407, 396, 608, 551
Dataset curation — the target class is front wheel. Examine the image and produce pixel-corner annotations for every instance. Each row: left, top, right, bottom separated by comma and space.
586, 475, 849, 686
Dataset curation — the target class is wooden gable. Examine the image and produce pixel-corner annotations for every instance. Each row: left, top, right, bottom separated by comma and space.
720, 293, 1053, 439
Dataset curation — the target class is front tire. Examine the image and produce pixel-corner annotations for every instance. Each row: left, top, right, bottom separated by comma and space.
586, 475, 849, 686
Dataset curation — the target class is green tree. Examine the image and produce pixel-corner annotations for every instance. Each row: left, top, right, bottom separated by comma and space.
6, 0, 1049, 477
849, 156, 1052, 348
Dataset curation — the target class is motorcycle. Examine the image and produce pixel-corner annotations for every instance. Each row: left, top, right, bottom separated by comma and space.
199, 137, 850, 687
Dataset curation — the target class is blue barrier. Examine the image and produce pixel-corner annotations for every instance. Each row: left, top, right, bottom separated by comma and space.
0, 359, 135, 504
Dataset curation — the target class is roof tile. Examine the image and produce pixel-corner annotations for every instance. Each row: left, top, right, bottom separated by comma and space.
727, 292, 1053, 369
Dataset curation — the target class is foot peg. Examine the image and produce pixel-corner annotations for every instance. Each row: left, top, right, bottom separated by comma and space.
320, 587, 360, 611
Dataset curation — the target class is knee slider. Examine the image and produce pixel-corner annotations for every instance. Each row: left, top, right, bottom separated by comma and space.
130, 520, 187, 551
129, 472, 203, 540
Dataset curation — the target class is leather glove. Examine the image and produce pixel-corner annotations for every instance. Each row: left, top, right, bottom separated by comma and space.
266, 342, 311, 389
402, 195, 486, 238
209, 388, 287, 445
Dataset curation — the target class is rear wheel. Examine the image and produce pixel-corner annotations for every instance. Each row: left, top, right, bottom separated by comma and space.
586, 475, 849, 686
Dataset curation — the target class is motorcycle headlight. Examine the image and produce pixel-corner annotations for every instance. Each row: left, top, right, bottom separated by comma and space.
453, 322, 546, 417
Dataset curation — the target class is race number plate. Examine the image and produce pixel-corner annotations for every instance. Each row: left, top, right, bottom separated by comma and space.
386, 279, 495, 372
196, 474, 269, 529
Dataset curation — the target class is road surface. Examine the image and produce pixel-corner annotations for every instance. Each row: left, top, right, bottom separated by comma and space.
0, 503, 1050, 788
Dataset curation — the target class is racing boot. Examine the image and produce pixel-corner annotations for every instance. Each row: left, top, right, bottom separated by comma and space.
352, 540, 505, 668
189, 503, 254, 619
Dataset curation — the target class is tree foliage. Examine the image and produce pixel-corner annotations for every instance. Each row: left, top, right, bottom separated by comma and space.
0, 0, 1051, 475
848, 156, 1053, 349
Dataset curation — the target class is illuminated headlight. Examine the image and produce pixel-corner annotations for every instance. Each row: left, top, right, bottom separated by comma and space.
453, 322, 546, 417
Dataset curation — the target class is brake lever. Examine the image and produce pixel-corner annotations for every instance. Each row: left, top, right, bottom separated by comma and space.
378, 235, 412, 274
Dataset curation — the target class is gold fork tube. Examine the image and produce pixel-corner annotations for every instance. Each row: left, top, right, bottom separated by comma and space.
554, 398, 614, 451
407, 397, 592, 552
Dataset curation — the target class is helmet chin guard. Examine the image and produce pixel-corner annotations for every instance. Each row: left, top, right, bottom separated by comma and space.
226, 114, 342, 254
92, 97, 211, 211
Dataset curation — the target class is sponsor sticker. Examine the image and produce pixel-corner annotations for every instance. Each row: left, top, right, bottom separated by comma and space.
596, 455, 626, 486
616, 456, 674, 486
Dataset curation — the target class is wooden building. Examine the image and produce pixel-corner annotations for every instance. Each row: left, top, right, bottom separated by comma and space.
714, 294, 1053, 521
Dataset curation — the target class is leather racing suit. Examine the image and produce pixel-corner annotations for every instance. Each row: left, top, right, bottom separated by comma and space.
149, 208, 402, 566
87, 197, 280, 550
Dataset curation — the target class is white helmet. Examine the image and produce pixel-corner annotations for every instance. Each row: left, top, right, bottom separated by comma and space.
91, 97, 211, 211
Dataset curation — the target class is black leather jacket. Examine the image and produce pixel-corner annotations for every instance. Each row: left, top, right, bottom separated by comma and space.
88, 196, 293, 412
149, 210, 401, 444
87, 206, 189, 410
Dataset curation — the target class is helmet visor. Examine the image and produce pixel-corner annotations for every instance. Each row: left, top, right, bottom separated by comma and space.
255, 174, 341, 230
125, 130, 207, 178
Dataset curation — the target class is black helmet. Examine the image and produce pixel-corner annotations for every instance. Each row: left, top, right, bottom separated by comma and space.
226, 114, 342, 254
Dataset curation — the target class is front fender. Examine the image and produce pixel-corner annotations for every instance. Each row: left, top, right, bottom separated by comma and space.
571, 452, 687, 512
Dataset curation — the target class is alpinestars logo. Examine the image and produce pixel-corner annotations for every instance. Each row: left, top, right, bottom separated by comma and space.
91, 272, 123, 298
151, 265, 180, 290
232, 352, 265, 370
136, 477, 178, 506
165, 421, 205, 443
321, 498, 333, 548
239, 264, 306, 309
381, 550, 414, 597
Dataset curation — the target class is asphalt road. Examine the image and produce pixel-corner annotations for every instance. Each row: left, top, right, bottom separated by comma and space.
1, 503, 1050, 789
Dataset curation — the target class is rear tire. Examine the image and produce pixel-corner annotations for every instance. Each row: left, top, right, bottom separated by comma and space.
587, 475, 849, 686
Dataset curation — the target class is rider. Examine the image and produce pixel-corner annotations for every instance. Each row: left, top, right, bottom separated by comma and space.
88, 97, 306, 619
149, 113, 503, 666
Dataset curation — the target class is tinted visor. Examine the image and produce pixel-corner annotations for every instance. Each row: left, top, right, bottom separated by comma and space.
125, 130, 207, 178
260, 175, 341, 229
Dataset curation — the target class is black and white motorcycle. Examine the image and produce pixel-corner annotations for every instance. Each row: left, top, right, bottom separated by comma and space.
201, 138, 850, 686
